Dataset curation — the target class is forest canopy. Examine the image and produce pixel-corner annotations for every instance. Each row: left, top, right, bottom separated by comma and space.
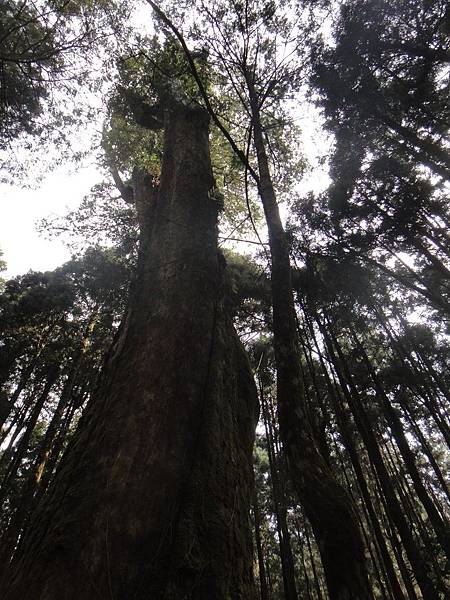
0, 1, 449, 599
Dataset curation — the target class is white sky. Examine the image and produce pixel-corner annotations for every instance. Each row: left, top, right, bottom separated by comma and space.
0, 164, 101, 278
0, 110, 330, 280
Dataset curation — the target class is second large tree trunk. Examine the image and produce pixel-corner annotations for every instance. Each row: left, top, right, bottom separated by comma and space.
4, 106, 258, 600
245, 75, 373, 600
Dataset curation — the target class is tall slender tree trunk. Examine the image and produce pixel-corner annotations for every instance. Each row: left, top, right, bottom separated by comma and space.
330, 391, 405, 600
260, 387, 298, 600
253, 487, 270, 600
348, 326, 450, 560
244, 74, 373, 600
4, 106, 258, 600
0, 370, 58, 506
373, 305, 450, 447
318, 315, 440, 600
0, 322, 60, 433
294, 520, 313, 600
0, 358, 38, 433
0, 351, 90, 568
303, 514, 325, 600
302, 309, 406, 600
402, 406, 450, 504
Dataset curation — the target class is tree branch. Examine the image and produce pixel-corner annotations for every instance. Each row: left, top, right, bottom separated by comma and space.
109, 164, 134, 204
145, 0, 260, 185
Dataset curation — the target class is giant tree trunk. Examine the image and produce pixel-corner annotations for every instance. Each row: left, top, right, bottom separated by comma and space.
4, 106, 258, 600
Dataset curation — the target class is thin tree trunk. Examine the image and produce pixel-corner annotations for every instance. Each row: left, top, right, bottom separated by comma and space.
0, 386, 39, 471
0, 355, 88, 568
318, 315, 440, 600
0, 322, 60, 431
402, 407, 450, 504
374, 306, 450, 446
294, 520, 313, 600
348, 325, 450, 560
260, 386, 298, 600
302, 306, 405, 600
303, 515, 325, 600
245, 72, 373, 600
31, 381, 86, 501
253, 487, 270, 600
0, 360, 37, 433
0, 371, 58, 506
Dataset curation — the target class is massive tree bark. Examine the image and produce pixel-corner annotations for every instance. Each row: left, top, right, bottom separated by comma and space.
4, 106, 258, 600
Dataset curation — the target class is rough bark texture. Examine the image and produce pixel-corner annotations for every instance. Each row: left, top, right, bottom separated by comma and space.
4, 107, 258, 600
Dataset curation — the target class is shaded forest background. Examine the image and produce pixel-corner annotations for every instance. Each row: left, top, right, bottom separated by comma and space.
0, 0, 449, 598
